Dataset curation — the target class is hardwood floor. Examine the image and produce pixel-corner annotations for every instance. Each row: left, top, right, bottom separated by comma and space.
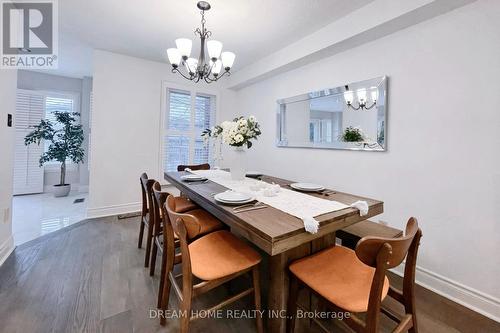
0, 216, 498, 333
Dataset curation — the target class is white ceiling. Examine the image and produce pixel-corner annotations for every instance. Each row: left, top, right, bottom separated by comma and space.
46, 0, 374, 78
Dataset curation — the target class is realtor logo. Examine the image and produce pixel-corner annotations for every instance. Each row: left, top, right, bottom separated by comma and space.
1, 0, 58, 69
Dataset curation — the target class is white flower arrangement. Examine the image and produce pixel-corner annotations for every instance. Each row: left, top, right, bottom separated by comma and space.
202, 116, 262, 149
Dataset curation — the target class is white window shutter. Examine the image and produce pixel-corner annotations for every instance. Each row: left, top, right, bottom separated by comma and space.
163, 89, 215, 172
13, 92, 45, 195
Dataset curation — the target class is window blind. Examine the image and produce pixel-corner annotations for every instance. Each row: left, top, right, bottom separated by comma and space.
163, 89, 215, 172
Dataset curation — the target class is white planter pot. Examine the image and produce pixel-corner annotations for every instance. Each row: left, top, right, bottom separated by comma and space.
53, 184, 71, 197
230, 147, 246, 180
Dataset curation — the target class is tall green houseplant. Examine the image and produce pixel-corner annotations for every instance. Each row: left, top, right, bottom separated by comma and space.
24, 111, 84, 196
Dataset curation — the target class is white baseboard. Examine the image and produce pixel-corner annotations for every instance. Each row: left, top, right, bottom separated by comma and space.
392, 264, 500, 323
87, 202, 141, 219
0, 235, 15, 267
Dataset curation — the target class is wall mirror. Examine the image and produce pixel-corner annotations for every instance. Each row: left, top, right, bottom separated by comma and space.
276, 76, 387, 151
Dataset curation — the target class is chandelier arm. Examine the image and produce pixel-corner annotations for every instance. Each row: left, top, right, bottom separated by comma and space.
207, 70, 230, 83
364, 102, 377, 110
347, 103, 362, 111
172, 67, 195, 81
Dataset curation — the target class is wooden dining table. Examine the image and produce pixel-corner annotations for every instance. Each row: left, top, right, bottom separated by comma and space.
164, 171, 384, 333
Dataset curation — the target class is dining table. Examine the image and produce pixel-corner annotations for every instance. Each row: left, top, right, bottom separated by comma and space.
164, 170, 384, 333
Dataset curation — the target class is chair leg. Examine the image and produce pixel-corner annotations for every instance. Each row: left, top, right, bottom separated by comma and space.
138, 219, 145, 248
160, 250, 175, 326
157, 245, 168, 308
179, 295, 192, 333
406, 298, 418, 333
252, 266, 264, 333
150, 237, 158, 276
144, 225, 153, 267
286, 275, 299, 333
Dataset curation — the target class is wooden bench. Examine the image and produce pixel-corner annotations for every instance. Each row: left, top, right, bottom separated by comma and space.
337, 220, 403, 249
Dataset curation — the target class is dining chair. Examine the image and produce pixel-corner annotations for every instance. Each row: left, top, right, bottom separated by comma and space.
150, 181, 198, 276
155, 195, 226, 316
163, 195, 264, 333
177, 163, 210, 172
286, 217, 422, 333
139, 173, 156, 267
149, 182, 199, 307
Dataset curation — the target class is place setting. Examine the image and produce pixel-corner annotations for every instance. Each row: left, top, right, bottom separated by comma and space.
180, 174, 209, 184
286, 182, 336, 196
213, 190, 268, 213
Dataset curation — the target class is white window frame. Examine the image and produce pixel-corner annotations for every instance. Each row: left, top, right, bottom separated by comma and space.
158, 81, 220, 182
18, 89, 81, 171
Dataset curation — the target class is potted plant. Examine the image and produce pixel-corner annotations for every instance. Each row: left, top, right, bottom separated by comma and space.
24, 111, 84, 197
202, 116, 261, 180
340, 126, 365, 142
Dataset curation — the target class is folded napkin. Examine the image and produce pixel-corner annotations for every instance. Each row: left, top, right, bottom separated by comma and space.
350, 200, 369, 216
302, 216, 319, 234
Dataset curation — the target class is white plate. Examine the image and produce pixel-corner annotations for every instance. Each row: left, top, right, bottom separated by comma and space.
214, 191, 254, 203
215, 197, 256, 205
181, 174, 206, 182
246, 171, 263, 177
290, 183, 325, 192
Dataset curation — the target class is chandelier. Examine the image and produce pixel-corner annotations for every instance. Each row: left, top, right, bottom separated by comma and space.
166, 1, 235, 84
343, 85, 378, 110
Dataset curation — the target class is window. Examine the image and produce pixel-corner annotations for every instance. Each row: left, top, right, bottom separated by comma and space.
163, 88, 216, 172
43, 94, 78, 164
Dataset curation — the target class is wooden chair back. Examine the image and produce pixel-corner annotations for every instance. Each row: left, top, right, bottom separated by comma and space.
165, 195, 202, 239
355, 217, 420, 268
354, 217, 422, 333
177, 163, 210, 172
152, 182, 171, 233
140, 173, 155, 217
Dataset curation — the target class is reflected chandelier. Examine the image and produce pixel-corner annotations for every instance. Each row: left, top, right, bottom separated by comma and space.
166, 1, 235, 84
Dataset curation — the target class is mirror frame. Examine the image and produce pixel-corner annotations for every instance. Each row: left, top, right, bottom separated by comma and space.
276, 76, 388, 152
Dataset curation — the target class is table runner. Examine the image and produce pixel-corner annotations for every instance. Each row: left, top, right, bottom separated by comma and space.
191, 169, 350, 233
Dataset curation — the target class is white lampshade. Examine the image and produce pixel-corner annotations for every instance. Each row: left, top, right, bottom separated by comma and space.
185, 57, 198, 74
175, 38, 192, 58
207, 40, 223, 60
370, 87, 378, 102
357, 88, 367, 103
221, 51, 235, 69
167, 48, 181, 66
210, 59, 222, 75
344, 90, 354, 104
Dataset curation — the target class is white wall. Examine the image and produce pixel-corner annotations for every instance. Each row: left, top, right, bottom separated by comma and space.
226, 0, 500, 321
89, 50, 232, 217
0, 70, 18, 266
17, 70, 90, 191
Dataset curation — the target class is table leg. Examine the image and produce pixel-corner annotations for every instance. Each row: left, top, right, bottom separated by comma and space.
267, 243, 310, 333
266, 233, 337, 333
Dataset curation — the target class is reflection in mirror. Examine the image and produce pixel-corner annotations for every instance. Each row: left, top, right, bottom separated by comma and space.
277, 76, 387, 151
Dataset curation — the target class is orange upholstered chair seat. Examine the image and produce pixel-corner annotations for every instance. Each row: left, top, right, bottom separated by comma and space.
182, 209, 223, 238
173, 197, 197, 213
189, 230, 261, 281
289, 245, 389, 313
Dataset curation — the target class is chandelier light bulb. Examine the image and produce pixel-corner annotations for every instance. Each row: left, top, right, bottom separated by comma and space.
210, 59, 222, 75
207, 40, 223, 60
344, 90, 354, 104
186, 58, 198, 74
221, 51, 235, 70
175, 38, 192, 58
357, 88, 367, 103
167, 48, 181, 66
